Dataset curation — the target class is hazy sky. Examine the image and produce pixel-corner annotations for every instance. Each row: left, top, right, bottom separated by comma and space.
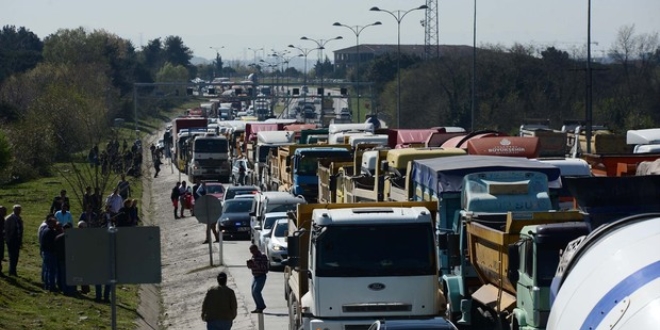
3, 0, 659, 65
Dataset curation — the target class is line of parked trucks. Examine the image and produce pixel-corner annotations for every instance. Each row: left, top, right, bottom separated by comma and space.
170, 110, 660, 329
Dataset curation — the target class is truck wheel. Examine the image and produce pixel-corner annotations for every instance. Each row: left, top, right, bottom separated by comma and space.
288, 292, 300, 330
470, 300, 496, 330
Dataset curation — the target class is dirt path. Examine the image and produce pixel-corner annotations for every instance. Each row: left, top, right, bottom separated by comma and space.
135, 123, 284, 330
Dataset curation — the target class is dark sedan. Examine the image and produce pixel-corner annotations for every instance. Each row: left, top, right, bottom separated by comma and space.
217, 198, 253, 239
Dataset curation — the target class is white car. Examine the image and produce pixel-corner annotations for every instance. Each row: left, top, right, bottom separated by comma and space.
252, 212, 288, 250
265, 219, 289, 268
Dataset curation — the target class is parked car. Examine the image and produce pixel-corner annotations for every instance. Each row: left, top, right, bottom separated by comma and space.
221, 185, 260, 204
252, 211, 288, 248
368, 318, 458, 330
231, 158, 251, 186
203, 182, 225, 200
216, 199, 253, 239
264, 219, 288, 269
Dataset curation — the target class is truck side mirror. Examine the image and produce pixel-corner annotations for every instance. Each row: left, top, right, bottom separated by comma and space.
285, 235, 300, 268
380, 160, 388, 173
507, 243, 520, 285
329, 175, 337, 192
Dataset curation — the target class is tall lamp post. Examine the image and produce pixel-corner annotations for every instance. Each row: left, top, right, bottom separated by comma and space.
300, 36, 343, 108
209, 46, 225, 79
288, 45, 321, 87
248, 47, 263, 63
370, 5, 427, 128
333, 21, 381, 122
585, 0, 593, 153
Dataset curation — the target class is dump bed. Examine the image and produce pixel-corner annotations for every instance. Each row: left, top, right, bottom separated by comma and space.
466, 211, 584, 308
564, 175, 660, 230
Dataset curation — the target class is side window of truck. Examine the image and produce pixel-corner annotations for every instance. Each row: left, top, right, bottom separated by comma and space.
524, 241, 533, 276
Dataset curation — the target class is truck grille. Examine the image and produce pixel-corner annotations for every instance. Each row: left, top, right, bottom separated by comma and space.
342, 303, 412, 313
344, 325, 371, 330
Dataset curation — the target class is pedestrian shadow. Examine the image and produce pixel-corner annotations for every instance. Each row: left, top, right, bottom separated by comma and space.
263, 311, 288, 317
2, 275, 44, 295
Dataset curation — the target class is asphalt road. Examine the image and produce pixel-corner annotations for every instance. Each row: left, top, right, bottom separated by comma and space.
140, 125, 288, 330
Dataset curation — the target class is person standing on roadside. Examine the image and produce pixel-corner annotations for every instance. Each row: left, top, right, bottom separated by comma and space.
50, 189, 70, 214
40, 217, 58, 291
201, 272, 237, 330
54, 204, 74, 227
106, 188, 123, 214
5, 205, 24, 277
0, 206, 6, 276
117, 174, 131, 200
171, 182, 181, 219
91, 187, 103, 214
246, 244, 269, 313
55, 223, 75, 296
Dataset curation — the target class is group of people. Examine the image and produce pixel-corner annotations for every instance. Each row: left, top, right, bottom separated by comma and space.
0, 174, 142, 302
201, 244, 269, 330
88, 138, 144, 178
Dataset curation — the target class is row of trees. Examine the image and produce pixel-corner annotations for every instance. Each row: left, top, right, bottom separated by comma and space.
1, 24, 659, 182
364, 25, 660, 132
0, 25, 198, 183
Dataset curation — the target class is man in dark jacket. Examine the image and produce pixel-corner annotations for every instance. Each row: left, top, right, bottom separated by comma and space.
40, 217, 59, 291
171, 182, 181, 219
0, 206, 6, 276
50, 190, 70, 214
55, 223, 75, 295
5, 205, 23, 277
201, 272, 237, 330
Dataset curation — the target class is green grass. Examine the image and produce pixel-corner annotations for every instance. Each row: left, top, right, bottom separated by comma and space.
0, 100, 197, 329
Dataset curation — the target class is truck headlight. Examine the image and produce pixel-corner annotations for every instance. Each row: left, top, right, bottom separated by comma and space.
272, 244, 285, 251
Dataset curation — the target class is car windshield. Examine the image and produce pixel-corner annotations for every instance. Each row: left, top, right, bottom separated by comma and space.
263, 216, 287, 230
206, 185, 225, 194
222, 200, 253, 213
268, 203, 299, 213
273, 223, 288, 237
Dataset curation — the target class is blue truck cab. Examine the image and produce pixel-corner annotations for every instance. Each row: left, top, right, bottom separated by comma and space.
291, 147, 353, 201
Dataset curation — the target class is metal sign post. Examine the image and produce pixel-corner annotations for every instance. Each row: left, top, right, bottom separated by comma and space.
194, 195, 223, 266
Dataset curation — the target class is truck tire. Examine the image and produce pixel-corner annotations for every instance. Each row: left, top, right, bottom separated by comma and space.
288, 292, 301, 330
470, 300, 497, 330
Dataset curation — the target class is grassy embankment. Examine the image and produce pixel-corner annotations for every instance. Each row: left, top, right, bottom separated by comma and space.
0, 100, 198, 330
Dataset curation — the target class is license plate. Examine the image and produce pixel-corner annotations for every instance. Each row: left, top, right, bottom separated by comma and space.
238, 227, 250, 232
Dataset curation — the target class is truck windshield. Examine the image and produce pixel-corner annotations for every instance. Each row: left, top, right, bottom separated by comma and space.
296, 151, 352, 176
195, 140, 228, 153
315, 224, 436, 277
257, 147, 272, 163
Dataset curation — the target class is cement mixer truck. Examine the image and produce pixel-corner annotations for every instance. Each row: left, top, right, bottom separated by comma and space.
546, 175, 660, 330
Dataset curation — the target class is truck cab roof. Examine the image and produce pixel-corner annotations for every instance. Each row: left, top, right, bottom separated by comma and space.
313, 207, 432, 226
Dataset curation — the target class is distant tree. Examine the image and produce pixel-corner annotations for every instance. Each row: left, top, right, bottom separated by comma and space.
0, 25, 43, 83
214, 54, 224, 78
163, 36, 192, 68
313, 57, 334, 78
0, 130, 11, 175
141, 38, 165, 73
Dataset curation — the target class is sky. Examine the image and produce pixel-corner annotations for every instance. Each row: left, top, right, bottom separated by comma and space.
3, 0, 659, 68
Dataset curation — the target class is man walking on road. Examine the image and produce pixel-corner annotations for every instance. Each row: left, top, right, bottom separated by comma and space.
246, 244, 269, 313
201, 272, 237, 330
171, 182, 181, 219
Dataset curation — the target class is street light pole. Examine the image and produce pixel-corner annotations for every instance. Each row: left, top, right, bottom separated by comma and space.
209, 46, 225, 79
288, 45, 321, 88
300, 36, 343, 108
333, 21, 381, 123
248, 47, 263, 63
586, 0, 593, 154
370, 5, 427, 129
